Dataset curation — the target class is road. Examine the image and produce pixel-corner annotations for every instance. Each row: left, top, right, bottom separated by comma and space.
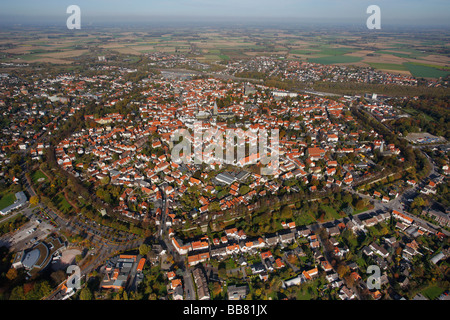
183, 270, 196, 300
155, 183, 196, 300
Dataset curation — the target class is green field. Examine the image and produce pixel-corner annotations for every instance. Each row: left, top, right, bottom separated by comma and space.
316, 47, 354, 56
421, 285, 445, 300
218, 54, 230, 60
377, 47, 427, 59
320, 205, 343, 221
291, 47, 353, 56
308, 55, 363, 65
407, 62, 450, 71
31, 170, 47, 184
203, 54, 222, 61
295, 211, 316, 226
404, 62, 450, 79
53, 193, 72, 214
377, 51, 423, 59
0, 192, 16, 211
16, 54, 43, 61
367, 62, 409, 71
290, 49, 320, 55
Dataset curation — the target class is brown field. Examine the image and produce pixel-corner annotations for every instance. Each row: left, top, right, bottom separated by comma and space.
100, 43, 128, 49
362, 53, 409, 65
411, 55, 450, 66
346, 50, 375, 57
369, 67, 412, 76
41, 49, 89, 59
10, 56, 73, 64
129, 45, 156, 52
1, 28, 448, 72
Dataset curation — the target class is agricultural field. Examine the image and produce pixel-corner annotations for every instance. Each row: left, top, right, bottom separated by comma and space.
1, 27, 449, 79
403, 62, 450, 78
308, 55, 363, 65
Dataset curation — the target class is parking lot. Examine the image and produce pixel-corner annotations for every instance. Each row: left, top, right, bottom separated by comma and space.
0, 213, 55, 251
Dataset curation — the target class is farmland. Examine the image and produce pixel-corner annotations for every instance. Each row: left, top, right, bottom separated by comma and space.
308, 55, 363, 65
1, 27, 449, 79
404, 62, 450, 78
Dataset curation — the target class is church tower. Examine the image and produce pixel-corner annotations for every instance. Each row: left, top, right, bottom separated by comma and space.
212, 101, 218, 116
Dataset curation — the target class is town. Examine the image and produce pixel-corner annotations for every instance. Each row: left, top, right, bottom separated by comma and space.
0, 25, 449, 303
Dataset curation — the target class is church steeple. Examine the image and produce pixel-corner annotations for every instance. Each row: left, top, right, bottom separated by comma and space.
213, 101, 218, 116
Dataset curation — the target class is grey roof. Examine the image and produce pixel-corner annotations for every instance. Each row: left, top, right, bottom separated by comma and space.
215, 172, 236, 185
227, 285, 248, 300
431, 252, 445, 264
236, 171, 250, 181
22, 248, 40, 269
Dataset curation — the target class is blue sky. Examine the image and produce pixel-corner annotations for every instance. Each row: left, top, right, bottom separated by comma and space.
1, 0, 449, 27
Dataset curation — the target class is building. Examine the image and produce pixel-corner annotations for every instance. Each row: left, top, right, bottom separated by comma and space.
215, 172, 236, 185
101, 254, 140, 290
192, 267, 210, 300
282, 274, 305, 288
13, 237, 65, 276
307, 147, 325, 160
227, 284, 248, 300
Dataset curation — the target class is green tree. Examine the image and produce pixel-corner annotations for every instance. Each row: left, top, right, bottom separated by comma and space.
280, 205, 293, 220
208, 201, 221, 212
79, 287, 93, 300
139, 244, 151, 256
239, 185, 250, 196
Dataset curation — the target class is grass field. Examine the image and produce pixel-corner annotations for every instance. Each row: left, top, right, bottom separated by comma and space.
290, 49, 320, 55
421, 285, 445, 300
295, 211, 316, 226
404, 62, 450, 78
296, 278, 322, 300
367, 62, 409, 71
316, 47, 354, 56
291, 47, 354, 56
320, 205, 342, 221
376, 50, 426, 59
53, 193, 73, 214
0, 192, 16, 211
308, 55, 363, 65
32, 170, 47, 184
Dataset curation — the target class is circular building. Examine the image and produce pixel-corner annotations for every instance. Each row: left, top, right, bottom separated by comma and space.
22, 242, 49, 271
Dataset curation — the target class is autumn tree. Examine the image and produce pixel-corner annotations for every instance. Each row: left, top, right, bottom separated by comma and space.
6, 268, 18, 281
79, 287, 93, 300
29, 196, 39, 206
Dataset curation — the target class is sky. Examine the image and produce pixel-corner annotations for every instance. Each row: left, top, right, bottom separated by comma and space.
1, 0, 449, 28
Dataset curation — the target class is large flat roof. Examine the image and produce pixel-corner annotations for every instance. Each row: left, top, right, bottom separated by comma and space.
216, 172, 236, 184
21, 242, 49, 270
22, 248, 40, 269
